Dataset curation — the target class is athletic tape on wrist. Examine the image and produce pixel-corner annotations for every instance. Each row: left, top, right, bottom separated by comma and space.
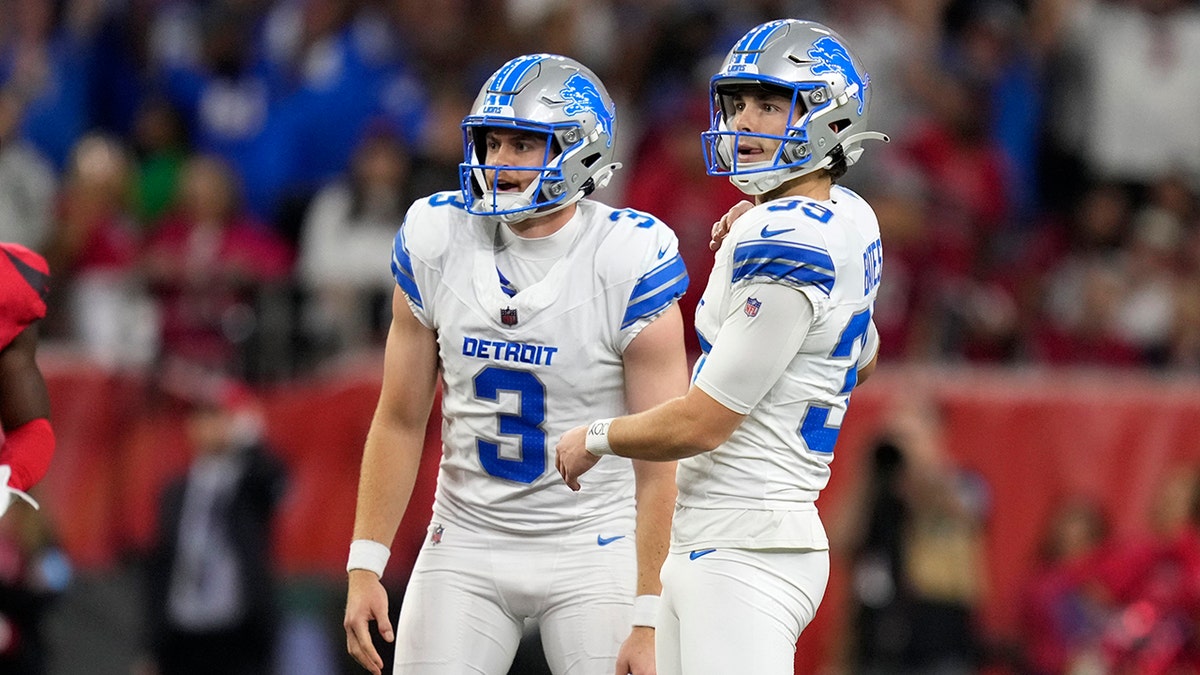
585, 418, 615, 457
632, 594, 659, 628
347, 539, 391, 578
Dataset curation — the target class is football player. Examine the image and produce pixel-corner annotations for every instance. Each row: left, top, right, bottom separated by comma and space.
557, 19, 888, 675
0, 242, 54, 518
344, 55, 689, 675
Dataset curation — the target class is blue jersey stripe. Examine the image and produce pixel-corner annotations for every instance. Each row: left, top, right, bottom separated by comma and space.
631, 254, 687, 302
622, 254, 689, 329
732, 240, 835, 294
391, 227, 422, 308
696, 330, 712, 355
496, 267, 518, 297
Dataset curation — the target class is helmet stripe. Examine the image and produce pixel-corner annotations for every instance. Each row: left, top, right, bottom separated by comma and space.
490, 54, 546, 100
737, 19, 788, 53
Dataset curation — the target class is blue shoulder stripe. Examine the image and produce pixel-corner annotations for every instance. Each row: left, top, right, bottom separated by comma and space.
622, 253, 688, 329
391, 226, 422, 308
731, 240, 835, 295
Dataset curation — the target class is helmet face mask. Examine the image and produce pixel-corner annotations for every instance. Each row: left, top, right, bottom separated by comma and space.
461, 54, 619, 223
702, 19, 888, 195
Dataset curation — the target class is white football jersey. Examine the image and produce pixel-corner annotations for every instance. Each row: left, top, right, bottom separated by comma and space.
392, 191, 688, 535
674, 185, 882, 550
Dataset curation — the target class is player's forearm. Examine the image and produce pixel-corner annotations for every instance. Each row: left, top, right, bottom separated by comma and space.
632, 465, 674, 596
610, 390, 734, 462
351, 419, 426, 546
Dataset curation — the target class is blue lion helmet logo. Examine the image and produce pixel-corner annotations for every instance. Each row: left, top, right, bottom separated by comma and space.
560, 72, 614, 148
808, 36, 869, 116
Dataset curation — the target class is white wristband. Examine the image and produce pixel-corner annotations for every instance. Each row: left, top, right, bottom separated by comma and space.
632, 594, 659, 628
347, 539, 391, 578
585, 418, 615, 457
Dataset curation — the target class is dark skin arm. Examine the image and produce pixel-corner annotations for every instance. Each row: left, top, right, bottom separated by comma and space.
0, 324, 51, 430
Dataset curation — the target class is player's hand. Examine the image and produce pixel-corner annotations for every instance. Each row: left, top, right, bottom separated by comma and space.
344, 569, 394, 675
555, 425, 601, 491
0, 464, 39, 520
616, 625, 656, 675
709, 200, 754, 251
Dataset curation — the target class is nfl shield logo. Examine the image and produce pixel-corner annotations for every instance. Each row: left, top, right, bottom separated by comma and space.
431, 524, 444, 545
744, 297, 761, 318
500, 307, 518, 326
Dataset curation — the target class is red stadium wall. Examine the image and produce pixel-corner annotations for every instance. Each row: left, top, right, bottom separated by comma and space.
33, 356, 1200, 672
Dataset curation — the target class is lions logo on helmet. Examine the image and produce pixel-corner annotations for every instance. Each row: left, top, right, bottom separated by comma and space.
809, 36, 869, 115
561, 73, 614, 148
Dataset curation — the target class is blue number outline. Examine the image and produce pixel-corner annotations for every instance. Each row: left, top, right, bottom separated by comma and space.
797, 308, 871, 454
609, 208, 657, 228
766, 198, 833, 223
473, 366, 547, 483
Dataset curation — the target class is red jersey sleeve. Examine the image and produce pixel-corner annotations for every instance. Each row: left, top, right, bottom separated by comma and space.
0, 242, 51, 350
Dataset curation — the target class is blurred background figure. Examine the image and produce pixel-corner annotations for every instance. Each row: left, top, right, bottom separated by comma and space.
143, 154, 293, 381
837, 398, 990, 675
1019, 497, 1111, 675
140, 376, 288, 675
297, 121, 409, 364
1090, 466, 1200, 674
0, 501, 71, 675
129, 97, 189, 228
0, 0, 100, 172
42, 133, 152, 371
0, 90, 56, 251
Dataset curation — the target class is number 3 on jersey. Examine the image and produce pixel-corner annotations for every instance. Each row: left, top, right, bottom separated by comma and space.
474, 366, 547, 483
798, 308, 871, 454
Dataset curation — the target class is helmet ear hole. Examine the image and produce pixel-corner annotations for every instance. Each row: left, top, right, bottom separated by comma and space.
581, 153, 601, 168
829, 119, 851, 133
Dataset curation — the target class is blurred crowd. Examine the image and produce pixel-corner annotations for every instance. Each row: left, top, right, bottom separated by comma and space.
1, 0, 1199, 382
1017, 469, 1200, 675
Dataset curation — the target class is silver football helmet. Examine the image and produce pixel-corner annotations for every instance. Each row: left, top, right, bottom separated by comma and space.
701, 19, 889, 195
461, 54, 619, 222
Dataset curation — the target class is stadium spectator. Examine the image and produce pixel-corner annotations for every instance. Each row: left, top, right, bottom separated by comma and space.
143, 154, 293, 379
835, 397, 989, 675
0, 495, 71, 674
1041, 0, 1200, 190
0, 91, 56, 250
42, 133, 150, 370
297, 122, 410, 359
141, 378, 288, 675
1019, 497, 1111, 675
0, 0, 101, 170
130, 97, 190, 226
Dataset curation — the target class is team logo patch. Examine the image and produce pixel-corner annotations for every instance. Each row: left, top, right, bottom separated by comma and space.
744, 297, 762, 318
431, 524, 444, 545
500, 307, 518, 326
